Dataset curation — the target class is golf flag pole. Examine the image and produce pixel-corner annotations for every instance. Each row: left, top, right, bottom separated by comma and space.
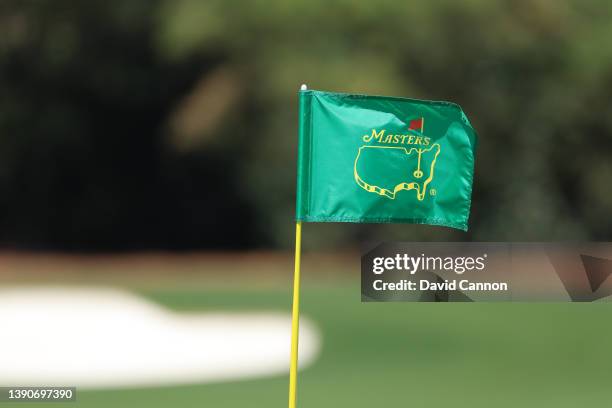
288, 83, 308, 408
288, 220, 302, 408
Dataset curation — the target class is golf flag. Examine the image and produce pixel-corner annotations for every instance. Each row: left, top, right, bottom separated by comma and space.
296, 89, 478, 231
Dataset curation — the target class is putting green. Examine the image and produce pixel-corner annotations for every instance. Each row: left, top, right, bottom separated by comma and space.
8, 281, 609, 408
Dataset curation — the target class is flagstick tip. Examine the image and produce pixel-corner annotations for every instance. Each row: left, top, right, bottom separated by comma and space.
300, 84, 308, 91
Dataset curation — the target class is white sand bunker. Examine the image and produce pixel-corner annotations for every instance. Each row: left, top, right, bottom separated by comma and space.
0, 287, 321, 389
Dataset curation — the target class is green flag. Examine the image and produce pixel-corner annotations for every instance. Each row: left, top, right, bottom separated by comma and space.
296, 89, 478, 231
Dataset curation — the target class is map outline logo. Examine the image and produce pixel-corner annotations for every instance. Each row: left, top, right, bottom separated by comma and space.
353, 117, 441, 201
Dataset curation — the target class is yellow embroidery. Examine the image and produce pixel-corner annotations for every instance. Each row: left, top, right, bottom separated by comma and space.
354, 118, 440, 201
354, 144, 441, 201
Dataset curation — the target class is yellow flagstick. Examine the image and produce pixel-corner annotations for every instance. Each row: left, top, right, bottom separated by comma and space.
289, 83, 308, 408
288, 221, 302, 408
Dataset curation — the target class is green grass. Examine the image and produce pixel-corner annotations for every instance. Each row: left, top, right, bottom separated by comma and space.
10, 280, 612, 408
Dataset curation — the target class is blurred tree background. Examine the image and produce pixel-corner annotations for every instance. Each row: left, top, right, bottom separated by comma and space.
0, 0, 611, 251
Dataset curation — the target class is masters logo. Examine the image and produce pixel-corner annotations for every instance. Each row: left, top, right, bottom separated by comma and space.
354, 118, 441, 201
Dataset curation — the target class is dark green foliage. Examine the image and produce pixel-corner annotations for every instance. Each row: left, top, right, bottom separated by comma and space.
1, 1, 611, 249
